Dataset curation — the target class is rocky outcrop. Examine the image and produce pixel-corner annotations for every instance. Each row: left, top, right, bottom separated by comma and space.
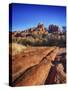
11, 23, 48, 38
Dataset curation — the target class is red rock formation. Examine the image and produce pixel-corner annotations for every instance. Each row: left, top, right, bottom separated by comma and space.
11, 23, 48, 38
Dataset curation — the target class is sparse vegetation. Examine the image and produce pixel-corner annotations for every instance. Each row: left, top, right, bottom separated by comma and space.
10, 24, 66, 47
9, 43, 26, 56
11, 33, 66, 47
10, 23, 66, 86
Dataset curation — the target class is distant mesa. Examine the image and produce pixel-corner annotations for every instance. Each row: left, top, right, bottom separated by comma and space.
11, 23, 48, 38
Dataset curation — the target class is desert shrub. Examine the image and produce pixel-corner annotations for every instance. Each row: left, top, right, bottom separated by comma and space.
11, 33, 66, 47
12, 37, 18, 43
45, 33, 66, 47
32, 34, 37, 39
33, 40, 42, 46
18, 38, 32, 46
42, 34, 47, 38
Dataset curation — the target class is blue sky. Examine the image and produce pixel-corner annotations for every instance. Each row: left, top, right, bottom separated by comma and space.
9, 3, 66, 31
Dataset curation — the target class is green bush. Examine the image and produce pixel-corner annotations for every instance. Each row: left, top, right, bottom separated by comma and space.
17, 38, 32, 46
11, 33, 66, 47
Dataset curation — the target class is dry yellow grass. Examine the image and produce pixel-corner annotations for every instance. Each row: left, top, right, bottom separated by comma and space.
9, 43, 26, 56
